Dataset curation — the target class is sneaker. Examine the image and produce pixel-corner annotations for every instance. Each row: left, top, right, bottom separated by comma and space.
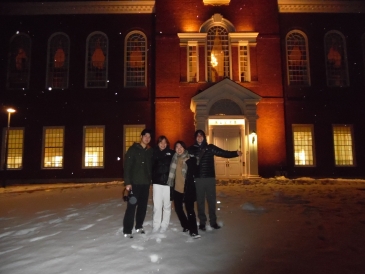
124, 234, 133, 238
211, 223, 221, 229
136, 228, 145, 234
190, 233, 201, 239
160, 228, 166, 233
182, 228, 189, 233
198, 224, 206, 231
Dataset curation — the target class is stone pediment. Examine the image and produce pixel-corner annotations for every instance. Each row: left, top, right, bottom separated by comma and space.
190, 78, 261, 115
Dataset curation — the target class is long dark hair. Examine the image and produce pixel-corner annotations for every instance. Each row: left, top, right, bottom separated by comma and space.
156, 135, 170, 148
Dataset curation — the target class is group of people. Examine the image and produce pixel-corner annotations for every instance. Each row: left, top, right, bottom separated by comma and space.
122, 129, 242, 239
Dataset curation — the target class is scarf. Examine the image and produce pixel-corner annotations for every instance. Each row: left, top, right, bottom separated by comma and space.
167, 150, 188, 187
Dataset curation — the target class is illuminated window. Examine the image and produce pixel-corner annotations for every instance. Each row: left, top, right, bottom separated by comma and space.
1, 128, 24, 170
46, 33, 70, 89
123, 125, 145, 155
292, 125, 315, 166
286, 30, 310, 86
207, 26, 230, 82
7, 33, 31, 89
239, 42, 250, 82
125, 31, 147, 87
333, 125, 354, 166
42, 127, 64, 168
85, 32, 108, 88
83, 126, 104, 168
324, 31, 349, 87
188, 42, 198, 82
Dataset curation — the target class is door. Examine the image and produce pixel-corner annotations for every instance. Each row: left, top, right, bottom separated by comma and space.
213, 126, 242, 178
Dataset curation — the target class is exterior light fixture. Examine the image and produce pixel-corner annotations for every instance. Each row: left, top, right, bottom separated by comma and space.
250, 130, 256, 144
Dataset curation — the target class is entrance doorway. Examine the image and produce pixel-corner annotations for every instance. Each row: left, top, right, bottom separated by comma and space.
212, 126, 243, 178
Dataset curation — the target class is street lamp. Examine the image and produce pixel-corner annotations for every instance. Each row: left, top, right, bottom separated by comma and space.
2, 108, 16, 187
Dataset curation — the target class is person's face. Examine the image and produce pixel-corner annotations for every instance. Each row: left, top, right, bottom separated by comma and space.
196, 133, 204, 144
158, 139, 167, 151
141, 133, 151, 146
175, 143, 185, 155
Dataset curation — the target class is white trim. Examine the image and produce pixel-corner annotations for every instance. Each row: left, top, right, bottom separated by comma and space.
229, 33, 259, 45
278, 0, 365, 13
0, 1, 155, 15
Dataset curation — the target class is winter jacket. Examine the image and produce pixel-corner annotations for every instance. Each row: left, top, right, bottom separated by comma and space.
189, 143, 238, 178
152, 147, 175, 186
123, 143, 153, 186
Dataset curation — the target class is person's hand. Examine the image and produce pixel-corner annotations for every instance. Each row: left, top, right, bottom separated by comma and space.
237, 150, 242, 156
126, 185, 132, 191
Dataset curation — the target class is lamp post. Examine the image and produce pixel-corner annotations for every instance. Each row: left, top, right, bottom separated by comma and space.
2, 108, 16, 188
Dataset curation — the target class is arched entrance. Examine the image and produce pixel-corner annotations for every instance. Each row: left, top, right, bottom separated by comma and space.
190, 78, 261, 178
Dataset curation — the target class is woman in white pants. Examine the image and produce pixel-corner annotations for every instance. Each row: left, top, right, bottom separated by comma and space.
152, 136, 175, 233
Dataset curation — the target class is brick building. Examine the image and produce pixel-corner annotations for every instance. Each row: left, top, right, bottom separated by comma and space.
0, 0, 364, 184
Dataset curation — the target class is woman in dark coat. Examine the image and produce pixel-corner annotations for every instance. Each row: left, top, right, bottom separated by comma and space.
167, 141, 200, 239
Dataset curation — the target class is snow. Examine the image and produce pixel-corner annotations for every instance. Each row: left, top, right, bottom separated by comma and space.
1, 178, 365, 273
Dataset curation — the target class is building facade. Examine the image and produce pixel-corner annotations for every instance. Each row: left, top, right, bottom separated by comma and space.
0, 0, 364, 184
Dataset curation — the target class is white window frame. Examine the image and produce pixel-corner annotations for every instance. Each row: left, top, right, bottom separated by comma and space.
188, 41, 199, 82
46, 32, 70, 90
124, 31, 147, 87
332, 125, 355, 166
1, 127, 24, 170
238, 41, 250, 82
285, 30, 311, 86
123, 124, 145, 156
42, 126, 65, 169
82, 126, 105, 168
292, 124, 316, 167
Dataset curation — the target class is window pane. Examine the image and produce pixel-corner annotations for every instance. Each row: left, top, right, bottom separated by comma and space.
46, 33, 70, 89
286, 31, 310, 86
84, 127, 104, 167
6, 129, 24, 169
43, 127, 64, 168
207, 26, 229, 82
188, 45, 198, 82
86, 33, 108, 88
124, 125, 144, 154
324, 31, 349, 87
292, 125, 315, 166
333, 125, 354, 166
239, 44, 250, 82
125, 32, 146, 87
7, 34, 31, 89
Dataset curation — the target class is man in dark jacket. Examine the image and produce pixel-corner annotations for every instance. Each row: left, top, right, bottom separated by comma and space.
123, 129, 153, 238
189, 129, 242, 231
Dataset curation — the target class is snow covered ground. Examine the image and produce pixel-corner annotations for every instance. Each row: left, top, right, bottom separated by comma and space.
1, 178, 365, 274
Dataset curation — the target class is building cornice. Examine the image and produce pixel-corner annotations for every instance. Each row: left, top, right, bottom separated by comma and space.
203, 0, 230, 6
278, 0, 365, 13
0, 1, 155, 16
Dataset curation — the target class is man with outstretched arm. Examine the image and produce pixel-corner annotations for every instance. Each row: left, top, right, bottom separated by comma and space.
188, 129, 242, 231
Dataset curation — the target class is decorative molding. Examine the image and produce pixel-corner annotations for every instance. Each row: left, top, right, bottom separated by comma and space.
229, 32, 259, 44
0, 1, 155, 16
203, 0, 230, 6
177, 33, 207, 45
278, 0, 365, 13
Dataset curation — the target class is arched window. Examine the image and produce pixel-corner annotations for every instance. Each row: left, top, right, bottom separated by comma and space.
324, 31, 349, 87
125, 31, 147, 87
46, 32, 70, 89
85, 32, 108, 88
286, 30, 310, 86
7, 33, 31, 89
207, 26, 230, 82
